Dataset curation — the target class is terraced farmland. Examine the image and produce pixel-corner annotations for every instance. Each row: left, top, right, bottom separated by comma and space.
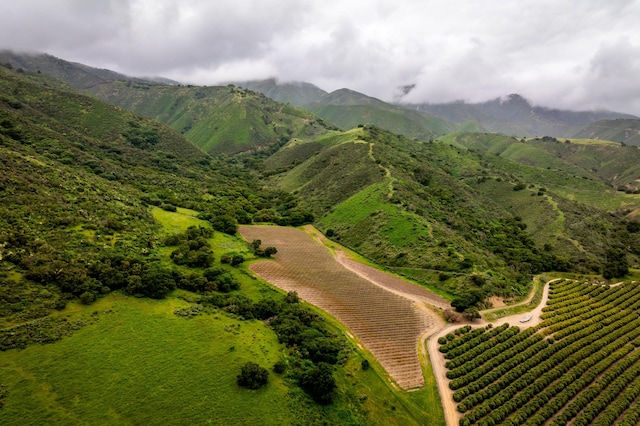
239, 225, 441, 389
439, 279, 640, 425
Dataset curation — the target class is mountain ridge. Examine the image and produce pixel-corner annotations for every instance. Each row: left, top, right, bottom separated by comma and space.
0, 49, 179, 89
402, 94, 638, 137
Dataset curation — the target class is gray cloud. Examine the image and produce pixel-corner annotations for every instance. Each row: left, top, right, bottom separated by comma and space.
1, 0, 639, 115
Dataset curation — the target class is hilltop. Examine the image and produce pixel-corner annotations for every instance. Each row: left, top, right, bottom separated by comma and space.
303, 88, 457, 141
232, 78, 460, 141
233, 78, 327, 106
0, 49, 177, 89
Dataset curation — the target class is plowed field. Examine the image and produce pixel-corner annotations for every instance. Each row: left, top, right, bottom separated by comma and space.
239, 225, 441, 389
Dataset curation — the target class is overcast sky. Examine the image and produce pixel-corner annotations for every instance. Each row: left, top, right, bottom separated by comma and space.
2, 0, 640, 114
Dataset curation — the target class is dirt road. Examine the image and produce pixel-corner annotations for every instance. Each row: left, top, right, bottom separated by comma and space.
425, 278, 557, 426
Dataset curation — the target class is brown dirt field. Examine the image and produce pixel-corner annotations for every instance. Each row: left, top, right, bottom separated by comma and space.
239, 225, 442, 390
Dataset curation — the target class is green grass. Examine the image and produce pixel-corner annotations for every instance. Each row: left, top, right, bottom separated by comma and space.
0, 295, 293, 425
472, 179, 563, 246
319, 182, 432, 250
151, 206, 203, 235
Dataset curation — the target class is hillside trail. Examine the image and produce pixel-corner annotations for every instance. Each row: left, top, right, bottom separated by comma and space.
367, 142, 395, 198
426, 278, 557, 426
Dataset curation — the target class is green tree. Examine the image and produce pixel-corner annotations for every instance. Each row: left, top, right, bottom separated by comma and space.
237, 362, 269, 389
603, 247, 629, 279
299, 362, 336, 404
210, 215, 238, 235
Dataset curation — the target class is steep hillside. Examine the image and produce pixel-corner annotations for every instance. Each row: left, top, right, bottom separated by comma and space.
404, 94, 636, 138
233, 78, 327, 106
572, 118, 640, 146
305, 89, 457, 141
86, 80, 334, 155
262, 126, 640, 300
0, 50, 168, 89
0, 52, 328, 156
0, 66, 318, 327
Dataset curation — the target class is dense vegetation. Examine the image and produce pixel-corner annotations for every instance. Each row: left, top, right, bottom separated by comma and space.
441, 279, 640, 425
260, 124, 639, 306
86, 80, 335, 155
0, 65, 320, 328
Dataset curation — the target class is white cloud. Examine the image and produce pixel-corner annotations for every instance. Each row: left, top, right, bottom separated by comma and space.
1, 0, 639, 114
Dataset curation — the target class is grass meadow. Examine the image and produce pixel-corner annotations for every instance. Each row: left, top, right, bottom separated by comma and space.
0, 294, 292, 425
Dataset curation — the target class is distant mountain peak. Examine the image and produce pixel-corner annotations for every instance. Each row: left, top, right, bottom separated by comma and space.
499, 93, 529, 104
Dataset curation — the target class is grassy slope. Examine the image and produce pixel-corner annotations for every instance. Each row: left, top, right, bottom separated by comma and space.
0, 295, 293, 425
440, 132, 640, 192
1, 208, 443, 426
86, 81, 332, 155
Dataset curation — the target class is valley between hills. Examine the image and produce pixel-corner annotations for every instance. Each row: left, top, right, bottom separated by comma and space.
2, 51, 640, 425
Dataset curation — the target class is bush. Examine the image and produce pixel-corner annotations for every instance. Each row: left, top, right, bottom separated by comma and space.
79, 291, 96, 305
285, 291, 300, 304
273, 361, 287, 374
160, 203, 177, 212
513, 183, 527, 191
237, 362, 269, 389
209, 215, 237, 235
299, 362, 336, 404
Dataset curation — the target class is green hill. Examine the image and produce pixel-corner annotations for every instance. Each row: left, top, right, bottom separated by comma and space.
262, 126, 640, 299
86, 80, 334, 155
0, 52, 332, 155
305, 89, 457, 141
572, 118, 640, 146
440, 132, 640, 192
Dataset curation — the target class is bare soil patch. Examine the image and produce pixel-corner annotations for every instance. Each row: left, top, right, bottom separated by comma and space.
239, 225, 441, 389
486, 296, 506, 308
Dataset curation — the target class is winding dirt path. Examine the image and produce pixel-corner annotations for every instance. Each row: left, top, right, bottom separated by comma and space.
426, 278, 557, 426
